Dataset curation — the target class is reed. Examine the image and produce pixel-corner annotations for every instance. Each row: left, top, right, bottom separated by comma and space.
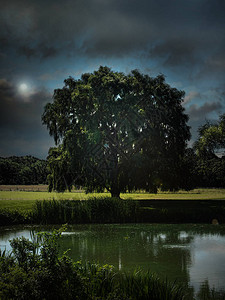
77, 264, 186, 300
117, 270, 186, 300
32, 197, 139, 224
1, 196, 224, 226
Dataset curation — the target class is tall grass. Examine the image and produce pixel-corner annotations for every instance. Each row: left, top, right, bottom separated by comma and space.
32, 197, 139, 224
1, 195, 225, 225
116, 270, 186, 300
75, 263, 186, 300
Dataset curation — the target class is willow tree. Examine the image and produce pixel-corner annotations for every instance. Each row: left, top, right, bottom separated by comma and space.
42, 66, 190, 197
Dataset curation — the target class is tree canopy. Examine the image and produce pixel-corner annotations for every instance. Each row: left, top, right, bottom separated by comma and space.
194, 114, 225, 158
192, 114, 225, 188
42, 66, 190, 197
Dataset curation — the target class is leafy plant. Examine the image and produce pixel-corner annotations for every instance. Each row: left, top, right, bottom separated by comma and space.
0, 226, 86, 299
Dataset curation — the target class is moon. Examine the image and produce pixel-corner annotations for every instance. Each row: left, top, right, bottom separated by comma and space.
19, 83, 28, 92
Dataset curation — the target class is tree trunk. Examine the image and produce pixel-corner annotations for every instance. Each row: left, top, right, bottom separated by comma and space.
110, 188, 121, 198
110, 144, 121, 198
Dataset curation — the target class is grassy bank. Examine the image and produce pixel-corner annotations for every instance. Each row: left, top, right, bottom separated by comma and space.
0, 197, 225, 226
1, 187, 225, 225
1, 188, 225, 211
0, 198, 139, 226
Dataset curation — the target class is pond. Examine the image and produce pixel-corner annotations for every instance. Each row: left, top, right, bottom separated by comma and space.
1, 224, 225, 298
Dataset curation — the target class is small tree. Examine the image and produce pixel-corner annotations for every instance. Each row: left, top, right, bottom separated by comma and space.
194, 114, 225, 158
194, 114, 225, 188
42, 66, 190, 197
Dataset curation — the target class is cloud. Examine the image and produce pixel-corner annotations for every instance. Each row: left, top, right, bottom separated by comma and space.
1, 0, 224, 61
0, 79, 53, 158
150, 38, 200, 68
186, 101, 223, 143
196, 45, 225, 81
187, 102, 222, 122
0, 0, 225, 157
38, 69, 67, 81
183, 91, 201, 105
19, 44, 59, 59
0, 78, 12, 89
0, 78, 16, 100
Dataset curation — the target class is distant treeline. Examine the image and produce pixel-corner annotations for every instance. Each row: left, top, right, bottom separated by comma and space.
0, 156, 49, 185
0, 151, 225, 189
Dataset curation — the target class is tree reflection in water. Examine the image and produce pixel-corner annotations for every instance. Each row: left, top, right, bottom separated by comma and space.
197, 279, 225, 300
56, 224, 225, 298
1, 223, 225, 299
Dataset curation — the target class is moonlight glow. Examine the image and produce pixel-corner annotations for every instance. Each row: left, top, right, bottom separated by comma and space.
19, 83, 28, 92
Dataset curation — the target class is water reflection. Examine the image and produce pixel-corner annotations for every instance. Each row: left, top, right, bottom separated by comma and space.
190, 235, 225, 291
0, 224, 225, 298
56, 224, 225, 296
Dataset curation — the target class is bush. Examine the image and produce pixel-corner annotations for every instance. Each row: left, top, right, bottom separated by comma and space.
0, 226, 86, 300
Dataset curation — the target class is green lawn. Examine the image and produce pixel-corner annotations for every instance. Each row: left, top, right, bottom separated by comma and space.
0, 191, 100, 210
1, 188, 225, 211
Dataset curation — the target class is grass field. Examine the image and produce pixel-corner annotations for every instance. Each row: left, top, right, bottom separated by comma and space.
1, 186, 225, 211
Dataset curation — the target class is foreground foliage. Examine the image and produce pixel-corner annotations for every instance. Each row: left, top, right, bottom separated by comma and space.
1, 226, 224, 299
0, 226, 187, 300
0, 226, 85, 299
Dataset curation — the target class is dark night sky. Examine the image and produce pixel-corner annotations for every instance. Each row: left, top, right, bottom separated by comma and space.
0, 0, 225, 159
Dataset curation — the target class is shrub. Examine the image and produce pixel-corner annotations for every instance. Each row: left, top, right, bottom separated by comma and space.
0, 226, 86, 300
